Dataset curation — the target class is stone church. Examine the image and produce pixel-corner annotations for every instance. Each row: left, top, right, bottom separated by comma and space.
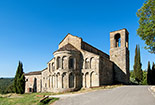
25, 29, 130, 93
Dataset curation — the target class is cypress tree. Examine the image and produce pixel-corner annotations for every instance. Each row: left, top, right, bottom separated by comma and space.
147, 61, 151, 85
133, 45, 143, 84
14, 61, 25, 94
152, 62, 155, 85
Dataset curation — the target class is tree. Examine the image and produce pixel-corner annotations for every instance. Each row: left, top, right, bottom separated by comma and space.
133, 45, 143, 84
152, 62, 155, 84
14, 61, 25, 94
137, 0, 155, 54
147, 61, 152, 85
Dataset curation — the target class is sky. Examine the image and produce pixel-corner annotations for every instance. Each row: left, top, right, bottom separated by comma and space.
0, 0, 155, 77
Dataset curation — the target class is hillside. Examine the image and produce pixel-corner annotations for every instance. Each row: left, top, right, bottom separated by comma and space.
0, 78, 14, 94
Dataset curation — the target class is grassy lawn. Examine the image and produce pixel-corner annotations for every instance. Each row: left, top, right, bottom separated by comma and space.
0, 85, 121, 105
0, 93, 59, 105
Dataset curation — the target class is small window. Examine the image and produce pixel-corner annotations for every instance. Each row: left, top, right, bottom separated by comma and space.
85, 58, 89, 69
57, 57, 61, 69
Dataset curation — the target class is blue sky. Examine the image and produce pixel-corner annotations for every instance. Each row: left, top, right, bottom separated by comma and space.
0, 0, 155, 77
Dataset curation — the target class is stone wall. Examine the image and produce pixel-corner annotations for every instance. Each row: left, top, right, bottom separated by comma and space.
25, 30, 130, 93
81, 50, 100, 88
99, 57, 113, 85
110, 29, 130, 84
25, 74, 42, 93
59, 34, 82, 51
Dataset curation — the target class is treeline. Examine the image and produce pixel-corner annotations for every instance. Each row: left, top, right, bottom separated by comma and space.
0, 78, 14, 94
147, 62, 155, 85
0, 61, 25, 94
130, 45, 155, 85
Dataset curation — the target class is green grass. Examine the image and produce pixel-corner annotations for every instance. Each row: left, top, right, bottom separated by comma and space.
0, 93, 59, 105
0, 85, 121, 105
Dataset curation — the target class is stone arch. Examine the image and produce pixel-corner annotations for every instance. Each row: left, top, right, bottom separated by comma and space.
62, 72, 67, 88
33, 77, 37, 92
62, 56, 67, 69
56, 75, 58, 88
90, 57, 96, 69
53, 73, 57, 88
52, 75, 55, 88
114, 33, 121, 47
49, 63, 51, 72
69, 56, 74, 69
85, 72, 89, 88
90, 71, 98, 87
48, 76, 50, 88
57, 72, 60, 88
82, 73, 84, 87
52, 62, 55, 71
57, 56, 61, 69
69, 72, 74, 88
85, 58, 89, 69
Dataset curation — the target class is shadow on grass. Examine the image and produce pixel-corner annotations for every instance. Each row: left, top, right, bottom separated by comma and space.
38, 97, 59, 105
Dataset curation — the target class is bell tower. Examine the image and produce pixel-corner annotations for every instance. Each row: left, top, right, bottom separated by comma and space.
110, 29, 129, 84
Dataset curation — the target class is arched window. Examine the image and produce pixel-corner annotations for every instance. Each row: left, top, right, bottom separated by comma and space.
62, 56, 67, 69
52, 62, 55, 71
90, 57, 96, 69
48, 77, 50, 88
115, 33, 121, 47
49, 63, 51, 72
33, 78, 37, 92
57, 57, 61, 69
69, 73, 74, 88
85, 58, 89, 69
69, 57, 74, 69
126, 35, 128, 48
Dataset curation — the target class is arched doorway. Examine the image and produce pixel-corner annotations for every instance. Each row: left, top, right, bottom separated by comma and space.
90, 72, 98, 87
85, 72, 89, 88
69, 73, 74, 88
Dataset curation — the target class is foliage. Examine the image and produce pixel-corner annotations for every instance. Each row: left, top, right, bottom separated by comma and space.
0, 78, 14, 94
130, 70, 147, 85
133, 45, 143, 84
14, 61, 25, 94
151, 62, 155, 84
141, 71, 147, 85
147, 61, 152, 84
146, 62, 155, 85
136, 0, 155, 53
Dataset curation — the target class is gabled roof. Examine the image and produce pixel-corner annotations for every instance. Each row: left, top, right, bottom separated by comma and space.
24, 68, 47, 76
24, 71, 41, 76
54, 43, 79, 53
59, 33, 82, 45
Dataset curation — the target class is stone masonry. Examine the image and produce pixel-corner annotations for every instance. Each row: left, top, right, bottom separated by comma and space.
25, 29, 130, 93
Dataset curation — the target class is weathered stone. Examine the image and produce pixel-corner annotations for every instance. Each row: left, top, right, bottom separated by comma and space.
25, 29, 130, 93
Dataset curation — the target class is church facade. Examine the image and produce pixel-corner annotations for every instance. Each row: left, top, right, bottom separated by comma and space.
25, 29, 130, 93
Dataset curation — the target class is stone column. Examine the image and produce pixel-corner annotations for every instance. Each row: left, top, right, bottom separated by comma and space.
74, 74, 77, 88
58, 75, 62, 88
67, 56, 70, 69
96, 57, 100, 72
82, 74, 85, 88
55, 57, 57, 70
74, 58, 76, 70
66, 73, 69, 88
